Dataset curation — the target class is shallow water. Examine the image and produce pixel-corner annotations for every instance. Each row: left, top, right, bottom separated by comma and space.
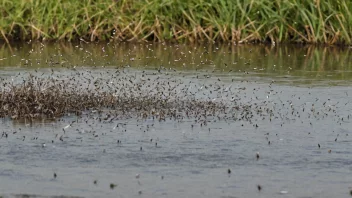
0, 43, 352, 198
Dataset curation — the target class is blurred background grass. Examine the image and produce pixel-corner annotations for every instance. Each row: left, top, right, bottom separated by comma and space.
0, 0, 351, 44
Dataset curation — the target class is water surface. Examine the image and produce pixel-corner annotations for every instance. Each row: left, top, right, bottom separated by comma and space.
0, 43, 352, 198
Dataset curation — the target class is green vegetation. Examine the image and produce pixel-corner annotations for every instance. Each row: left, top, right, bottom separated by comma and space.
0, 0, 351, 44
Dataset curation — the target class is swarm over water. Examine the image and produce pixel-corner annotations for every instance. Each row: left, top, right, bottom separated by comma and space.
0, 70, 262, 122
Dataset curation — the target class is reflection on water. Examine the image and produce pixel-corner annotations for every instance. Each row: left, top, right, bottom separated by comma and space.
0, 42, 352, 82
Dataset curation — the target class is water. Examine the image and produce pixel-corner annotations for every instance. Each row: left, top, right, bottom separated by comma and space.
0, 42, 352, 198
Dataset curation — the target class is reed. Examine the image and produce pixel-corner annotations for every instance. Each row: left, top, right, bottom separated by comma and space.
0, 0, 351, 44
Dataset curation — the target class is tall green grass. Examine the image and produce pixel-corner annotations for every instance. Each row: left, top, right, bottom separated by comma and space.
0, 0, 351, 44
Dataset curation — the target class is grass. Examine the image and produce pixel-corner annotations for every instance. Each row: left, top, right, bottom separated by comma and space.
0, 0, 351, 44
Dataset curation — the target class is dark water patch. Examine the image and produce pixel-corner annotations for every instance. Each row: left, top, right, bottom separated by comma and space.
1, 43, 352, 83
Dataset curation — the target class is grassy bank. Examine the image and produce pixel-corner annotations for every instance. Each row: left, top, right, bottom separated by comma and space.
1, 0, 351, 44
